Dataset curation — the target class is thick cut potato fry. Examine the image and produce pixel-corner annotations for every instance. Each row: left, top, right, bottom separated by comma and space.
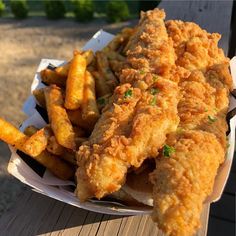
65, 53, 86, 110
67, 109, 94, 132
45, 85, 76, 150
40, 69, 66, 87
75, 137, 87, 148
96, 51, 118, 89
106, 51, 125, 61
102, 27, 133, 54
47, 135, 77, 165
47, 135, 65, 156
35, 150, 75, 180
24, 125, 76, 177
82, 71, 100, 126
0, 117, 28, 151
91, 71, 111, 97
109, 60, 124, 75
33, 88, 46, 108
55, 62, 70, 78
61, 150, 77, 165
82, 50, 94, 65
73, 126, 86, 137
23, 126, 51, 157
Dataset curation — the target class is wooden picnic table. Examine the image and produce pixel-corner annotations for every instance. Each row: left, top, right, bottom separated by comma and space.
0, 1, 235, 235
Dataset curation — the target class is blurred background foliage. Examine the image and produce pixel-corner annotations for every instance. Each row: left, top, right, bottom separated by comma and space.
1, 0, 161, 22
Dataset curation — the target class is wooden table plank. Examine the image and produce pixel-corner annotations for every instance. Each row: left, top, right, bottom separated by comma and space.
0, 190, 210, 236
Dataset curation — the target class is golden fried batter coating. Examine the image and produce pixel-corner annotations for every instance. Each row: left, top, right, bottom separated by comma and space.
150, 130, 225, 236
75, 9, 180, 201
151, 20, 233, 236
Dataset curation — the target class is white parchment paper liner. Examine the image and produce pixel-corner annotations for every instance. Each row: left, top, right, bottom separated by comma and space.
7, 30, 236, 215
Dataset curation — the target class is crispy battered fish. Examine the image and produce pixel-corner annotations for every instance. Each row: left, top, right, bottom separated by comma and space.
150, 20, 233, 236
76, 9, 180, 201
151, 130, 225, 236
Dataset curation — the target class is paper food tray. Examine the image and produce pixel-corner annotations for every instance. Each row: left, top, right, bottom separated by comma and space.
7, 30, 236, 216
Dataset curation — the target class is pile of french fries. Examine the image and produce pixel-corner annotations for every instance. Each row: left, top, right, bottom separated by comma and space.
0, 27, 133, 181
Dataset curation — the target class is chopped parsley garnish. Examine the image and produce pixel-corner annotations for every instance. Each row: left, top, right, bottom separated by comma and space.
208, 115, 217, 123
124, 89, 132, 98
150, 88, 159, 95
139, 70, 145, 75
97, 98, 106, 105
153, 75, 158, 82
227, 143, 230, 149
149, 96, 157, 106
163, 145, 175, 158
204, 108, 208, 112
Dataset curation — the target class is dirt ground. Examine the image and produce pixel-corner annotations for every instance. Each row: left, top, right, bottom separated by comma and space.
0, 16, 136, 217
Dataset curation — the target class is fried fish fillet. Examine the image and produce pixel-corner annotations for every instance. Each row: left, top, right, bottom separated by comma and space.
151, 130, 225, 236
75, 9, 180, 201
166, 20, 228, 71
150, 20, 233, 236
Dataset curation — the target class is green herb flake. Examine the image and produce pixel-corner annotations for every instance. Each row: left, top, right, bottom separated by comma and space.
153, 75, 158, 82
97, 98, 106, 105
124, 89, 133, 99
163, 145, 175, 158
149, 96, 157, 106
139, 70, 145, 75
208, 115, 217, 123
227, 143, 230, 149
150, 88, 159, 95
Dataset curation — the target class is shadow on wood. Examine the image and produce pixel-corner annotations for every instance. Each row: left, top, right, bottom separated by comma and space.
0, 190, 124, 235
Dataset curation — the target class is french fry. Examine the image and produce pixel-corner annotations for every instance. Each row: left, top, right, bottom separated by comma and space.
106, 51, 125, 61
64, 53, 86, 110
24, 125, 76, 176
91, 70, 111, 97
22, 126, 51, 157
40, 69, 66, 87
55, 62, 71, 78
0, 118, 28, 151
45, 85, 76, 150
0, 120, 74, 180
33, 88, 46, 108
102, 27, 133, 54
34, 150, 75, 180
47, 136, 77, 165
82, 50, 94, 65
75, 137, 88, 148
96, 51, 118, 89
67, 109, 94, 132
61, 150, 77, 165
73, 126, 86, 137
109, 60, 124, 75
47, 135, 64, 156
82, 71, 100, 126
102, 34, 124, 53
